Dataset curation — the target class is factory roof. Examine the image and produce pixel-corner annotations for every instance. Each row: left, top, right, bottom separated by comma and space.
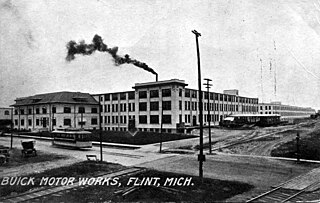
11, 91, 99, 106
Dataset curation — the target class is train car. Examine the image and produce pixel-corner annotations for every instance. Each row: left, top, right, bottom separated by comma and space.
219, 114, 281, 127
51, 128, 92, 148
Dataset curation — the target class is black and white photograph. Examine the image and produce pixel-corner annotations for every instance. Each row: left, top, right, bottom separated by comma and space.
1, 0, 320, 202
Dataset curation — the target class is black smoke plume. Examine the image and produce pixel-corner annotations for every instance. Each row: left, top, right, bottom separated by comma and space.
66, 34, 158, 78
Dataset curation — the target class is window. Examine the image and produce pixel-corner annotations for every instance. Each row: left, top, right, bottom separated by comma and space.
14, 110, 18, 115
21, 119, 24, 126
150, 90, 159, 98
14, 120, 18, 125
139, 91, 147, 99
53, 118, 56, 126
128, 92, 135, 100
191, 90, 197, 98
20, 109, 24, 115
162, 101, 171, 110
150, 102, 159, 111
42, 108, 47, 114
112, 93, 118, 100
179, 101, 182, 110
162, 115, 171, 124
36, 108, 40, 114
150, 115, 159, 124
139, 102, 147, 111
185, 89, 190, 97
210, 93, 214, 100
162, 89, 171, 97
78, 107, 85, 113
105, 94, 110, 101
139, 115, 147, 124
28, 119, 32, 126
64, 107, 71, 113
4, 110, 9, 115
64, 118, 71, 126
28, 109, 32, 115
179, 89, 182, 97
91, 107, 97, 113
52, 107, 56, 113
91, 118, 98, 125
204, 92, 209, 99
36, 119, 39, 126
120, 93, 126, 100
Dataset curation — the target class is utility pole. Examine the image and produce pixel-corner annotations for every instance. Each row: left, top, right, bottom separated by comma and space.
204, 78, 213, 154
296, 132, 300, 163
99, 103, 103, 162
192, 30, 205, 181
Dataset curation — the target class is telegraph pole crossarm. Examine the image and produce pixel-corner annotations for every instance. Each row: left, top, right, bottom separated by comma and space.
203, 78, 213, 154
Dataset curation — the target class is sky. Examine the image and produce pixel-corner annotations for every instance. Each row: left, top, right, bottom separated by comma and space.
1, 0, 320, 110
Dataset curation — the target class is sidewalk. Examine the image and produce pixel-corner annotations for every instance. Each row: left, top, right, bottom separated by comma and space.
7, 133, 141, 149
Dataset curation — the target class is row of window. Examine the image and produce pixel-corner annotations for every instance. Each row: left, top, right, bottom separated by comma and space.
139, 115, 171, 124
103, 115, 171, 124
104, 103, 135, 113
139, 101, 171, 111
15, 107, 98, 115
103, 127, 173, 133
184, 89, 258, 104
14, 118, 98, 126
104, 115, 133, 124
182, 114, 221, 123
101, 92, 135, 101
182, 101, 257, 112
138, 89, 171, 98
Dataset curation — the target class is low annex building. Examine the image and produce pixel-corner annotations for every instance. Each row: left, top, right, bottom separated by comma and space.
258, 102, 315, 120
11, 92, 100, 131
93, 79, 259, 133
0, 107, 13, 129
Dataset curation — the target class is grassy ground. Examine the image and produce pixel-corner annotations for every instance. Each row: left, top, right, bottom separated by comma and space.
16, 130, 197, 145
271, 122, 320, 160
38, 170, 254, 202
0, 161, 125, 197
91, 131, 197, 145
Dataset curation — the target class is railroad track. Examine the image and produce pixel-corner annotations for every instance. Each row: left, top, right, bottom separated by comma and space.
0, 167, 146, 203
211, 124, 303, 151
246, 167, 320, 203
246, 181, 320, 202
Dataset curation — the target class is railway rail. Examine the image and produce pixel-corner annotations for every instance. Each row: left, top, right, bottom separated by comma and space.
246, 166, 320, 202
211, 121, 313, 152
246, 181, 320, 202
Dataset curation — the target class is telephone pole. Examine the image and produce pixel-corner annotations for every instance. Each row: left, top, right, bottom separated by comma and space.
192, 30, 205, 181
204, 78, 213, 154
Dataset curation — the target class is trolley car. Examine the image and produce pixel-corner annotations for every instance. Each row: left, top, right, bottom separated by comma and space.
219, 114, 281, 128
51, 128, 92, 148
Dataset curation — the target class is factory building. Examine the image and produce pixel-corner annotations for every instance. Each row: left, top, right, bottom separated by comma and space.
11, 92, 100, 131
259, 102, 315, 120
93, 79, 259, 133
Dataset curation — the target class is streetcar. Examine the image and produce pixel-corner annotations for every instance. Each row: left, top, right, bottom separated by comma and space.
51, 128, 92, 148
219, 114, 281, 128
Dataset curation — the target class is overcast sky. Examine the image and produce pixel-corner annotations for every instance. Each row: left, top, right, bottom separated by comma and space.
1, 0, 320, 109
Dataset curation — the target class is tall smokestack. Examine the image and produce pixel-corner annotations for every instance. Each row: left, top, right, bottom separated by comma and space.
66, 34, 158, 80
